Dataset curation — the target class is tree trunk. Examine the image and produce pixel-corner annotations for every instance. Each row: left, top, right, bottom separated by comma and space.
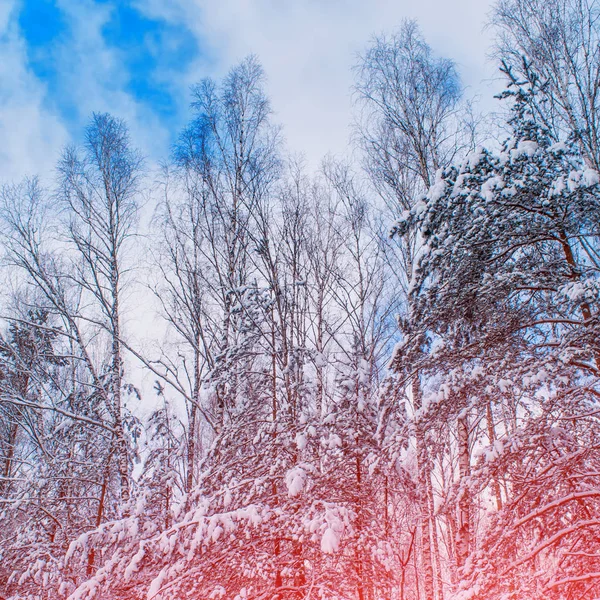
559, 229, 600, 367
455, 411, 471, 569
1, 421, 19, 498
111, 312, 129, 509
186, 351, 201, 494
413, 376, 435, 600
486, 401, 503, 510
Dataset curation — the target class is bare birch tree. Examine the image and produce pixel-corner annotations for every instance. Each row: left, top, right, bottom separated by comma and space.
494, 0, 600, 168
354, 20, 467, 600
57, 112, 142, 509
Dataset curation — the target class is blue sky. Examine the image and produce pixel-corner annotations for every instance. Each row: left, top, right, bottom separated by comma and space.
19, 0, 203, 128
1, 0, 496, 181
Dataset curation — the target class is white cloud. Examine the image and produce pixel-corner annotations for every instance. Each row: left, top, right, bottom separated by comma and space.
135, 0, 498, 168
1, 0, 500, 182
0, 0, 68, 182
0, 0, 175, 184
52, 0, 171, 161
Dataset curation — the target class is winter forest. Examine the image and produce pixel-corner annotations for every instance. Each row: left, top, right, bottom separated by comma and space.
2, 0, 600, 598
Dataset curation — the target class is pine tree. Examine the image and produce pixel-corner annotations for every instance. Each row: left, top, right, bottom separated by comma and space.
395, 73, 600, 600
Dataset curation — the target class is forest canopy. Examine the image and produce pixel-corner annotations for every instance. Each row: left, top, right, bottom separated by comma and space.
1, 2, 600, 600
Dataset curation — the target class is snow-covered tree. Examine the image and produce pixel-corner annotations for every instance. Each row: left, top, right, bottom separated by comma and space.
0, 115, 143, 596
395, 74, 600, 600
494, 0, 600, 168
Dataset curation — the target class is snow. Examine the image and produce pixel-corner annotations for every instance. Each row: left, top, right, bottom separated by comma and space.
564, 166, 598, 191
320, 528, 340, 553
68, 579, 99, 600
208, 586, 226, 599
327, 433, 342, 448
549, 175, 566, 196
549, 141, 568, 153
124, 543, 146, 580
295, 432, 307, 450
497, 378, 513, 393
483, 439, 504, 462
583, 168, 599, 186
147, 568, 167, 600
211, 525, 223, 542
510, 140, 538, 159
465, 147, 486, 170
480, 175, 504, 201
285, 466, 306, 497
314, 351, 327, 368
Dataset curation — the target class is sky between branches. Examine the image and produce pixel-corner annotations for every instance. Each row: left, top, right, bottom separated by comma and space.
1, 0, 496, 181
